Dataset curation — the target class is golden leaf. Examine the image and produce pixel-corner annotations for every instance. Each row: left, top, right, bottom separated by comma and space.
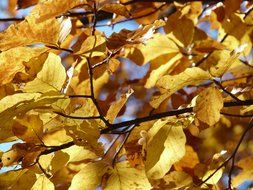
69, 162, 107, 190
106, 89, 133, 123
174, 145, 200, 171
145, 120, 186, 179
0, 18, 60, 51
208, 49, 241, 77
101, 3, 131, 18
165, 14, 195, 47
0, 47, 47, 85
163, 171, 193, 189
104, 161, 152, 190
0, 169, 36, 190
193, 87, 223, 126
145, 53, 182, 89
151, 67, 211, 108
73, 35, 106, 57
13, 114, 43, 143
28, 0, 87, 23
232, 156, 253, 187
24, 53, 66, 93
126, 33, 179, 65
31, 175, 55, 190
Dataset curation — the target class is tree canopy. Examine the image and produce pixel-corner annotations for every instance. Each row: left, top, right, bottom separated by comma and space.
0, 0, 253, 189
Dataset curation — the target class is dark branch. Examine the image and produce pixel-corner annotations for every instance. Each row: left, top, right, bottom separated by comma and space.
101, 99, 253, 133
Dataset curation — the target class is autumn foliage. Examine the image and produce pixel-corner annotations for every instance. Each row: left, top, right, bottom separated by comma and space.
0, 0, 253, 189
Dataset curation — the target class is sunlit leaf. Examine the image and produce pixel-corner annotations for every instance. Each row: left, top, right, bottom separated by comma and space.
104, 161, 152, 190
0, 47, 47, 85
69, 162, 107, 190
24, 52, 66, 93
31, 175, 55, 190
193, 87, 223, 126
151, 67, 211, 108
145, 119, 186, 179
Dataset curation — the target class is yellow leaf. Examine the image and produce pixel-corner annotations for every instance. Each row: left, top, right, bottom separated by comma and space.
24, 53, 66, 93
101, 3, 131, 17
208, 49, 240, 77
193, 87, 223, 126
42, 128, 73, 146
202, 168, 223, 185
0, 169, 36, 190
31, 175, 55, 190
73, 35, 106, 57
65, 120, 103, 155
174, 145, 199, 171
106, 89, 133, 123
0, 92, 40, 141
13, 114, 43, 143
165, 14, 195, 47
0, 92, 66, 142
126, 33, 179, 65
163, 171, 193, 189
0, 47, 47, 85
105, 161, 152, 190
0, 18, 60, 51
69, 162, 107, 190
107, 20, 165, 50
61, 145, 98, 163
151, 67, 211, 108
145, 120, 186, 179
28, 0, 87, 23
145, 53, 182, 89
232, 156, 253, 187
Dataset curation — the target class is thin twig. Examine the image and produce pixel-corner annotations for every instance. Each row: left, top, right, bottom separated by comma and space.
221, 112, 253, 118
101, 99, 253, 133
46, 45, 73, 53
213, 79, 242, 102
112, 125, 135, 166
197, 118, 253, 188
227, 118, 253, 189
68, 95, 92, 98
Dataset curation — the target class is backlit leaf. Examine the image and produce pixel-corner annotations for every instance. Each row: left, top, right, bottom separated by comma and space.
145, 119, 186, 179
105, 161, 152, 190
69, 162, 107, 190
24, 53, 66, 93
31, 175, 55, 190
151, 67, 211, 108
0, 18, 60, 51
193, 87, 223, 126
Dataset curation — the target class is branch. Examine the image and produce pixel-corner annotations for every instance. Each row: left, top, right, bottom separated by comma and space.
121, 0, 225, 5
101, 99, 253, 133
221, 112, 253, 118
40, 141, 75, 155
213, 79, 242, 102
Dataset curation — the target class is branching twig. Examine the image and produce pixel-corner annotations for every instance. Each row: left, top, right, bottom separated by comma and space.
101, 99, 253, 133
197, 118, 253, 189
112, 125, 135, 166
213, 79, 242, 102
